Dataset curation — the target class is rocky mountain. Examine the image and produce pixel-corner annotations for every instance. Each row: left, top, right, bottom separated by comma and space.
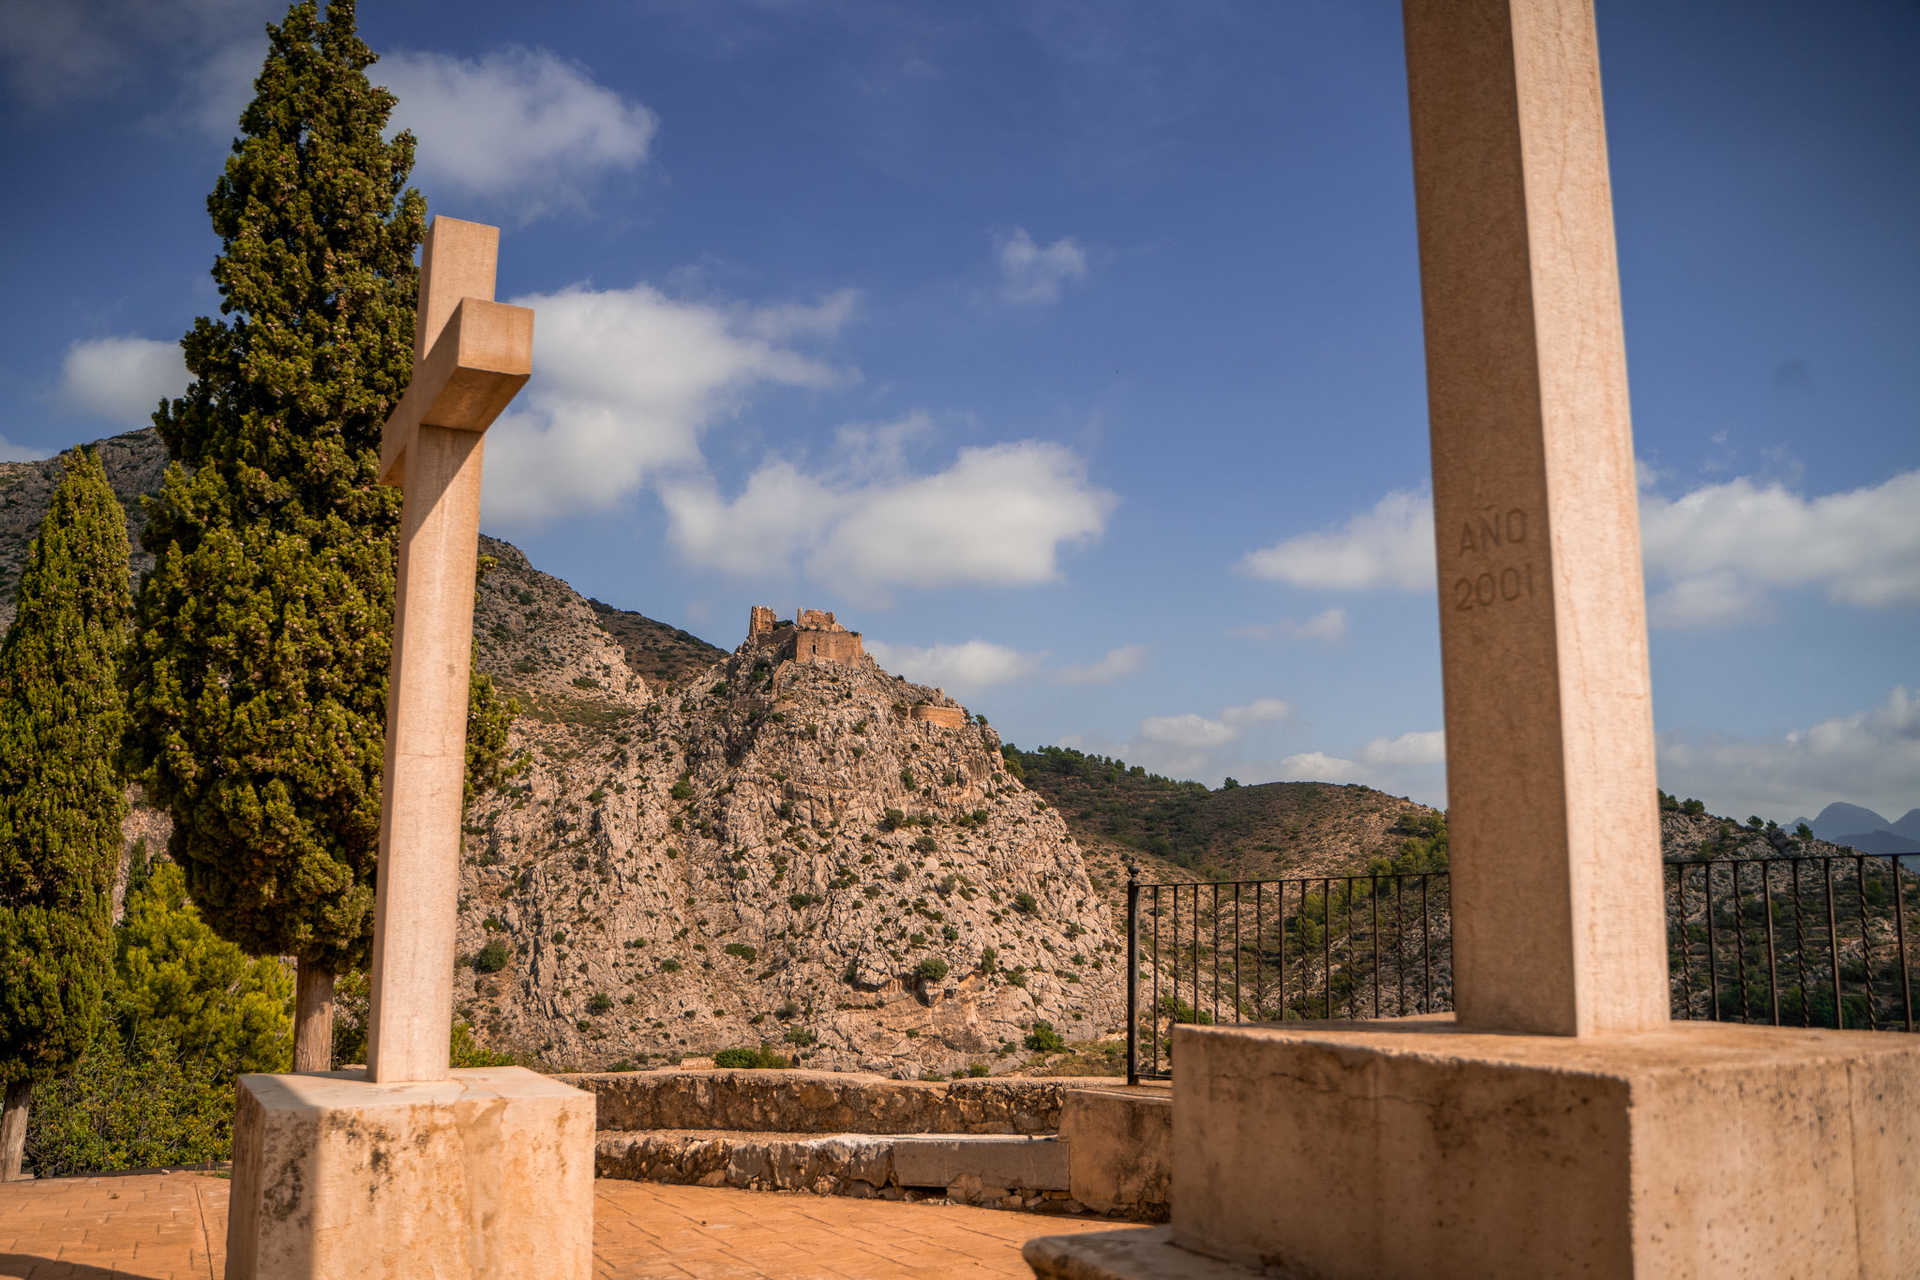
1010, 745, 1442, 884
0, 429, 168, 636
1, 429, 1123, 1076
456, 616, 1123, 1076
1788, 802, 1920, 856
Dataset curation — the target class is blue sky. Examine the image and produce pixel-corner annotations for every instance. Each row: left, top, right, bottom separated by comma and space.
2, 0, 1915, 824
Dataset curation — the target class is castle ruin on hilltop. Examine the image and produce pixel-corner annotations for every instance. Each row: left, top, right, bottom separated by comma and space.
743, 605, 966, 727
746, 605, 864, 666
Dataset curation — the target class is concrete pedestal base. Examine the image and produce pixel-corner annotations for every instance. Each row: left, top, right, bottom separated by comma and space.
224, 1066, 594, 1280
1028, 1018, 1920, 1279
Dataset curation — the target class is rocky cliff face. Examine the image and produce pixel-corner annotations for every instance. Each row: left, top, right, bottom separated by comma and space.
4, 429, 1123, 1075
455, 631, 1124, 1076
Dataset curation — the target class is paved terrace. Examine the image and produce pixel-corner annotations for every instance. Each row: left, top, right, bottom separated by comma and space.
0, 1173, 1118, 1279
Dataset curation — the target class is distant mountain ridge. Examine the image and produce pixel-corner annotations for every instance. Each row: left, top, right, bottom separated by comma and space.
1789, 802, 1920, 856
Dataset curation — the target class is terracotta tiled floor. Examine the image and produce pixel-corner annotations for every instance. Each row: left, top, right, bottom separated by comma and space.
0, 1173, 1121, 1279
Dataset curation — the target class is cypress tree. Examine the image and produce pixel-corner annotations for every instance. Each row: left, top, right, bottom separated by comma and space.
0, 448, 132, 1181
126, 0, 508, 1073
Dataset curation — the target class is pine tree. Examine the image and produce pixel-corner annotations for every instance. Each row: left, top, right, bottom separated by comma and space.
0, 448, 131, 1181
126, 0, 509, 1073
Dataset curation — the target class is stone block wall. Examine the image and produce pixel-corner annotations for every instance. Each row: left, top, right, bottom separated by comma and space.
795, 628, 864, 665
911, 704, 966, 728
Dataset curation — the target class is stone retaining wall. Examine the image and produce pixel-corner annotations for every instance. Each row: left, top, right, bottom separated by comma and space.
558, 1069, 1116, 1136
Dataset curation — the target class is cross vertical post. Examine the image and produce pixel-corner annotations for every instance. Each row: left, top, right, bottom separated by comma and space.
366, 217, 533, 1082
1402, 0, 1668, 1034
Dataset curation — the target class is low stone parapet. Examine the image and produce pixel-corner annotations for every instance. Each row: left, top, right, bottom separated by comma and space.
1061, 1086, 1170, 1221
558, 1068, 1114, 1135
596, 1129, 1077, 1211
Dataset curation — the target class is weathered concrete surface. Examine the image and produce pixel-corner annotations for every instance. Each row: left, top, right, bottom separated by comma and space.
1408, 0, 1667, 1037
595, 1129, 1076, 1211
1024, 1227, 1251, 1280
892, 1134, 1067, 1192
563, 1069, 1113, 1135
1168, 1019, 1920, 1279
224, 1066, 594, 1280
1061, 1088, 1170, 1221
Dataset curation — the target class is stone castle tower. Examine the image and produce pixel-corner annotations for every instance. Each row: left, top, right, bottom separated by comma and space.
744, 605, 864, 666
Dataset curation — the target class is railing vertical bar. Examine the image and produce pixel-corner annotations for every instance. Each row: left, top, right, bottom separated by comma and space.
1857, 856, 1878, 1032
1674, 864, 1692, 1020
1150, 884, 1161, 1075
1893, 859, 1913, 1034
1232, 882, 1242, 1025
1278, 881, 1289, 1020
1421, 874, 1432, 1014
1254, 881, 1264, 1018
1793, 860, 1808, 1027
1732, 861, 1750, 1023
1345, 878, 1357, 1020
1762, 861, 1779, 1026
1395, 875, 1406, 1016
1705, 864, 1720, 1022
1371, 875, 1381, 1020
1211, 881, 1221, 1028
1126, 865, 1139, 1085
1192, 885, 1201, 1040
1826, 860, 1842, 1029
1323, 877, 1333, 1020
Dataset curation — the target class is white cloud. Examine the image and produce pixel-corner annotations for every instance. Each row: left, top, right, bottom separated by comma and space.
1239, 490, 1434, 591
1057, 644, 1148, 686
1273, 728, 1447, 800
1639, 470, 1920, 623
481, 283, 850, 525
663, 439, 1115, 595
995, 228, 1088, 306
1239, 467, 1920, 627
1275, 750, 1371, 786
58, 337, 186, 425
0, 433, 48, 463
1659, 686, 1920, 825
1359, 730, 1446, 767
1134, 697, 1292, 761
1138, 713, 1238, 751
865, 639, 1044, 693
1645, 570, 1764, 630
1228, 607, 1349, 645
381, 48, 657, 213
1222, 698, 1293, 727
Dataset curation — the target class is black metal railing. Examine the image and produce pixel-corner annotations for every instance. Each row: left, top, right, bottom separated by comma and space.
1124, 851, 1920, 1084
1667, 853, 1917, 1034
1125, 868, 1453, 1083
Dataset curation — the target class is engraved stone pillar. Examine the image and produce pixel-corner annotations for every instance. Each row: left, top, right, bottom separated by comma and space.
1405, 0, 1667, 1035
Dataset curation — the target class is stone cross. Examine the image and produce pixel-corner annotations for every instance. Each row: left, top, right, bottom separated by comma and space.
366, 217, 533, 1082
1405, 0, 1668, 1035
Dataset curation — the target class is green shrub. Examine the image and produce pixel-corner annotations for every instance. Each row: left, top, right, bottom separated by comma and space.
724, 942, 757, 963
586, 993, 613, 1015
967, 1063, 991, 1077
913, 835, 937, 853
917, 957, 950, 984
671, 773, 693, 801
474, 939, 512, 973
713, 1045, 789, 1069
1013, 892, 1039, 914
783, 1026, 816, 1047
1025, 1021, 1066, 1053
